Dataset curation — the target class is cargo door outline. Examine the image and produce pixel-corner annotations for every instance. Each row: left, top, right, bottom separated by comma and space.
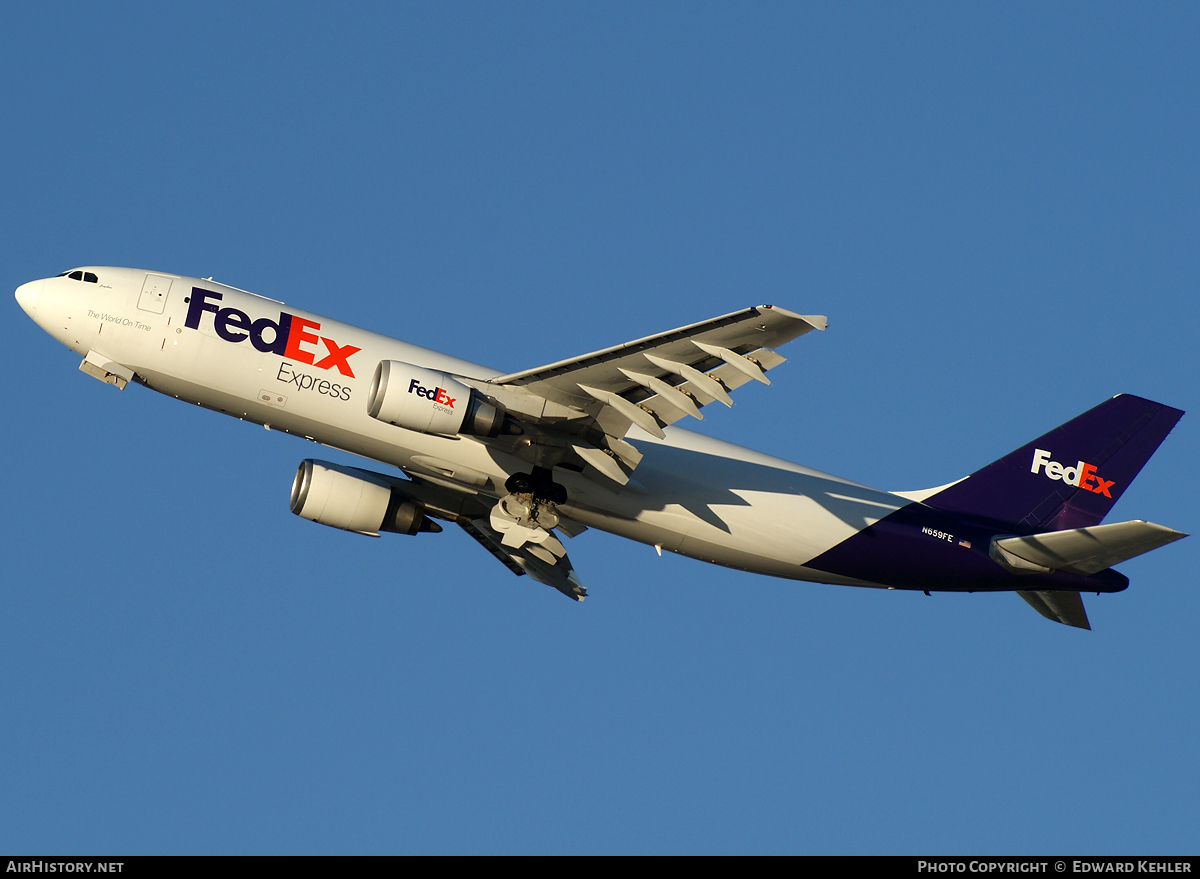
138, 275, 172, 314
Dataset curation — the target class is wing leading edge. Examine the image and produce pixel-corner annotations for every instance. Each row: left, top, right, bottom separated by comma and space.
493, 305, 824, 410
483, 306, 825, 486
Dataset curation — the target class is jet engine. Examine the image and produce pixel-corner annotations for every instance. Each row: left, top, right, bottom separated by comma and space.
289, 459, 442, 536
367, 360, 518, 437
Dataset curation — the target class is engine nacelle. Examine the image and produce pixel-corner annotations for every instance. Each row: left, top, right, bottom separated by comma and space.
289, 459, 442, 536
367, 360, 509, 437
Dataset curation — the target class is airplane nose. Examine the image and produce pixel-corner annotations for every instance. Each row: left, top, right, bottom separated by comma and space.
15, 278, 44, 316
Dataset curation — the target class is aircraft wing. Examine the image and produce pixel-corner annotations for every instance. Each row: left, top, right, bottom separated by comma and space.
458, 518, 587, 600
381, 473, 588, 600
430, 306, 823, 582
488, 306, 824, 482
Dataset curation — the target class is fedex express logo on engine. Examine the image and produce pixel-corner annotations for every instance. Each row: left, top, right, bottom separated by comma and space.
185, 288, 360, 377
1031, 449, 1115, 498
409, 379, 455, 409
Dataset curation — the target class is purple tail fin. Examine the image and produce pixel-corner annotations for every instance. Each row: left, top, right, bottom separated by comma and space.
925, 394, 1183, 531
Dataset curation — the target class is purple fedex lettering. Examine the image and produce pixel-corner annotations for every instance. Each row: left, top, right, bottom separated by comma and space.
185, 287, 292, 354
407, 378, 456, 408
250, 312, 291, 355
214, 306, 251, 342
184, 287, 222, 329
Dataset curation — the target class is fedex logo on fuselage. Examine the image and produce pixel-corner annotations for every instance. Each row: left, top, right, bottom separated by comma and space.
409, 378, 456, 408
184, 288, 360, 377
1031, 449, 1115, 498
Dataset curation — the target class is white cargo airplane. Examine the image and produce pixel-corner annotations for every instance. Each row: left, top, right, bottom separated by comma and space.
16, 268, 1186, 628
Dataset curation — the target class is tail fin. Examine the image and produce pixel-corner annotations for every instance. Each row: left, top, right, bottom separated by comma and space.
925, 394, 1183, 530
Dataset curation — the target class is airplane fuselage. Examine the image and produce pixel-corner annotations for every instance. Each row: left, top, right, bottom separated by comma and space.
14, 267, 1132, 597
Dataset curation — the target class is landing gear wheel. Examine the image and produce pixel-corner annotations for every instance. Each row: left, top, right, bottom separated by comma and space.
505, 468, 568, 505
505, 473, 534, 494
530, 467, 568, 504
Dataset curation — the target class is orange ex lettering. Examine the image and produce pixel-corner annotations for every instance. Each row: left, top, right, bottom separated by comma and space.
285, 316, 321, 364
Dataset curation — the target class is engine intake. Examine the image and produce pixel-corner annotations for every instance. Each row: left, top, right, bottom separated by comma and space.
367, 361, 518, 437
289, 459, 442, 536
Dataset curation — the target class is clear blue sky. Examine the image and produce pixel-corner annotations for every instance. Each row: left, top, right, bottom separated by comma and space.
2, 2, 1197, 854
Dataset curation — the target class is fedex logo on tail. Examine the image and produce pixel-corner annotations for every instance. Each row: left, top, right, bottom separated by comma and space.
185, 288, 360, 377
408, 378, 455, 408
1031, 449, 1115, 497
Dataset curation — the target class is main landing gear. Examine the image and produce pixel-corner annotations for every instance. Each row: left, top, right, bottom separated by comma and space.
504, 466, 568, 505
491, 467, 568, 555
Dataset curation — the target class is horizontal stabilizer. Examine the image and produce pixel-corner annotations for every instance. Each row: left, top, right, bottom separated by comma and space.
1017, 591, 1091, 629
991, 520, 1186, 576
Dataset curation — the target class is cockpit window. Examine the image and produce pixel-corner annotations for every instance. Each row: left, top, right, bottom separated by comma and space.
60, 270, 98, 282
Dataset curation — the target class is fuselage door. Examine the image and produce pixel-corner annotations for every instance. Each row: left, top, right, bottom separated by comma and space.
138, 274, 172, 314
